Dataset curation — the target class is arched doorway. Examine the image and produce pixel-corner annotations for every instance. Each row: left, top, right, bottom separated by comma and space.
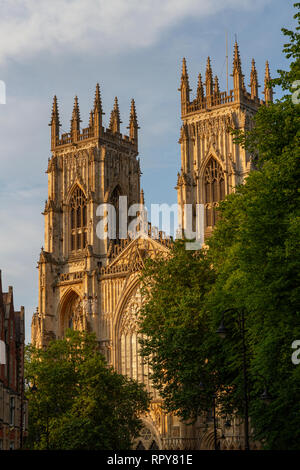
59, 290, 86, 337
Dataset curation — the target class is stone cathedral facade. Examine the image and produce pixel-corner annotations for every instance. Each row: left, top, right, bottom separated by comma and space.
32, 42, 272, 450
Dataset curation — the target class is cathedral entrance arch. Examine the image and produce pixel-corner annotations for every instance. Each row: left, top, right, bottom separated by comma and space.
58, 289, 84, 337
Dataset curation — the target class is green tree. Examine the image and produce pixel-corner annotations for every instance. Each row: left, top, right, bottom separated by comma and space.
138, 3, 300, 449
206, 3, 300, 449
139, 240, 232, 422
25, 330, 150, 450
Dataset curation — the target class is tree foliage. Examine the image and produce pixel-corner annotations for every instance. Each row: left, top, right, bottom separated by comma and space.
139, 242, 220, 421
25, 330, 150, 450
138, 4, 300, 449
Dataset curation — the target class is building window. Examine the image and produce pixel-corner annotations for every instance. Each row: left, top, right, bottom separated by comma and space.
70, 187, 87, 252
10, 396, 15, 426
110, 185, 121, 241
204, 157, 225, 229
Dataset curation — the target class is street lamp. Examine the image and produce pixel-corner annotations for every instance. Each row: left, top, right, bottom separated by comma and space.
260, 388, 272, 405
216, 318, 228, 339
216, 308, 250, 451
29, 379, 49, 450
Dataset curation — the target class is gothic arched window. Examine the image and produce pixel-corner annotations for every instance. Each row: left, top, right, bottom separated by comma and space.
204, 157, 225, 229
119, 290, 156, 396
110, 185, 121, 241
70, 187, 87, 252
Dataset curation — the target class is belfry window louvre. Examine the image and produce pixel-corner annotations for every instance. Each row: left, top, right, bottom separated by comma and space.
70, 187, 87, 252
204, 157, 225, 228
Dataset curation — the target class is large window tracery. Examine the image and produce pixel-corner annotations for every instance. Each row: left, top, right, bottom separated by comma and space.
70, 186, 87, 252
119, 289, 155, 395
204, 157, 225, 229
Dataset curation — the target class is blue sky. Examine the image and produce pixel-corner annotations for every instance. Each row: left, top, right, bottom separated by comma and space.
0, 0, 296, 341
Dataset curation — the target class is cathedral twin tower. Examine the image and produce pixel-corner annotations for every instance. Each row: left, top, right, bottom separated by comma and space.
177, 42, 272, 238
32, 41, 272, 450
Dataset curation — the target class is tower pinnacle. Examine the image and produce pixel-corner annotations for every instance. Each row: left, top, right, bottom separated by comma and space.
197, 73, 204, 101
93, 83, 104, 137
49, 95, 61, 150
214, 75, 220, 96
128, 98, 139, 146
205, 57, 213, 95
249, 58, 259, 99
232, 41, 245, 97
263, 61, 273, 104
109, 97, 122, 134
232, 41, 242, 74
50, 95, 60, 126
179, 58, 191, 115
70, 96, 81, 140
205, 57, 213, 106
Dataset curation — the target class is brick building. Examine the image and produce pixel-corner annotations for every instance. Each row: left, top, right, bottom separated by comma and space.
0, 270, 27, 450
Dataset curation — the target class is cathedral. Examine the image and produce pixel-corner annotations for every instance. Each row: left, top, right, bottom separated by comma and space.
31, 42, 272, 450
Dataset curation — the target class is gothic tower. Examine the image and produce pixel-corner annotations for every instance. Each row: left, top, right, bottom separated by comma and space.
176, 42, 273, 238
32, 85, 141, 347
31, 84, 173, 449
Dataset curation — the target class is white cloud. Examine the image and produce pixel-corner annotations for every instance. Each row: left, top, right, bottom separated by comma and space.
0, 0, 270, 65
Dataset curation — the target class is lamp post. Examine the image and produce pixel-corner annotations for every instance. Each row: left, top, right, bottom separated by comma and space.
29, 379, 50, 450
32, 386, 49, 449
216, 308, 250, 451
257, 372, 273, 405
260, 388, 272, 404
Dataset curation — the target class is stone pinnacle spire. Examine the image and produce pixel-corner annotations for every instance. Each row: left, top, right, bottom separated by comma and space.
214, 75, 220, 95
49, 95, 61, 150
109, 97, 122, 133
197, 73, 204, 101
94, 83, 103, 113
250, 58, 259, 99
263, 61, 273, 104
50, 95, 60, 126
70, 95, 81, 139
205, 57, 213, 97
179, 58, 191, 115
129, 98, 138, 126
89, 110, 94, 128
93, 83, 104, 137
128, 98, 139, 145
181, 57, 188, 78
232, 41, 245, 95
232, 40, 242, 74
